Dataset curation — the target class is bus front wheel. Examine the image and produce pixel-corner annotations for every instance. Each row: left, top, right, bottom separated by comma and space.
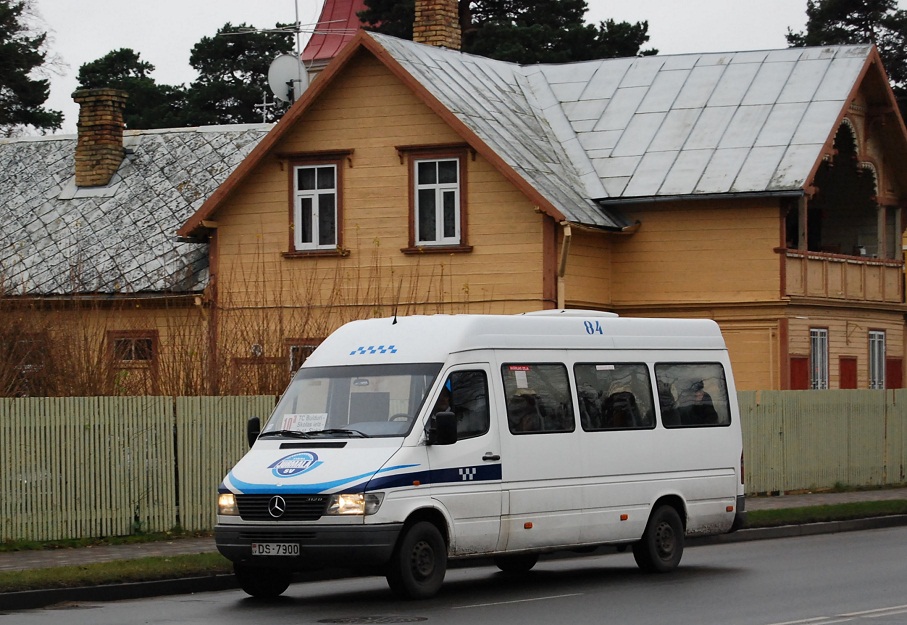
234, 564, 292, 598
633, 505, 684, 573
386, 521, 447, 599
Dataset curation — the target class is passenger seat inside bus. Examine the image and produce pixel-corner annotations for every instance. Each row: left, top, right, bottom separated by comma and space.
603, 391, 641, 428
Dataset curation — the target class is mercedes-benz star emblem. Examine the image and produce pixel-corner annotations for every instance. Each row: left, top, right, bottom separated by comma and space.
268, 495, 287, 518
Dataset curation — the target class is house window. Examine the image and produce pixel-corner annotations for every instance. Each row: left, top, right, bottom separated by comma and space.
108, 331, 158, 395
294, 164, 337, 250
4, 333, 50, 397
869, 331, 886, 389
399, 145, 471, 253
288, 341, 319, 377
113, 337, 154, 362
416, 158, 460, 245
810, 328, 829, 389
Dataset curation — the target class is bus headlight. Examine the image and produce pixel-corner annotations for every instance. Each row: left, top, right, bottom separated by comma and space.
325, 492, 384, 515
218, 493, 239, 515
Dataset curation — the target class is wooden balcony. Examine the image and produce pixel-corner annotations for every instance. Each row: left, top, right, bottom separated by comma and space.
784, 249, 904, 304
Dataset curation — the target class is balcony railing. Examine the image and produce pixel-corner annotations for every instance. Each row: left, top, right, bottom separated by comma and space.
784, 249, 904, 303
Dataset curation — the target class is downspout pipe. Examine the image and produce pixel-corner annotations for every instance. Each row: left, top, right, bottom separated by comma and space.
557, 222, 573, 309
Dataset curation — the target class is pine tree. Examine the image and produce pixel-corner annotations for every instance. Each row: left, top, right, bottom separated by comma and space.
78, 24, 294, 129
0, 0, 62, 136
77, 48, 190, 129
185, 23, 295, 125
788, 0, 907, 110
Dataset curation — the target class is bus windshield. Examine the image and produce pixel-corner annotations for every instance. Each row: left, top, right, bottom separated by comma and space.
261, 363, 442, 438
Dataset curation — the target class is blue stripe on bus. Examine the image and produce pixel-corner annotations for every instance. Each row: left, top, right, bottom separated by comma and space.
225, 463, 502, 494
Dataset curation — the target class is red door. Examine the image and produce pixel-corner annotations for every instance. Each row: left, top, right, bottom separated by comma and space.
839, 357, 857, 389
886, 358, 903, 389
790, 357, 809, 390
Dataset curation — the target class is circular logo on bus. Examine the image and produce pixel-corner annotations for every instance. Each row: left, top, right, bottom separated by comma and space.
268, 495, 287, 518
269, 451, 323, 478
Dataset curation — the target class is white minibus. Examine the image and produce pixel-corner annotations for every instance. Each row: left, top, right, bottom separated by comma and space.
215, 311, 746, 599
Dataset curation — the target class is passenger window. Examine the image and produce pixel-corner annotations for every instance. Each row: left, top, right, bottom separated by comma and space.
654, 363, 731, 427
574, 363, 655, 430
436, 370, 490, 439
501, 364, 575, 434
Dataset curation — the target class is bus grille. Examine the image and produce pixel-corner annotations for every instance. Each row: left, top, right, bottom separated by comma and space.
235, 494, 328, 521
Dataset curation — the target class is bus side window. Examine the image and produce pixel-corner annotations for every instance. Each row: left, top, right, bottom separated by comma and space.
501, 363, 575, 434
574, 363, 655, 431
654, 363, 731, 427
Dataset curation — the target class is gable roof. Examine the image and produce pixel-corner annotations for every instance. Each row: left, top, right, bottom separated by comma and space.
0, 124, 269, 296
182, 33, 896, 236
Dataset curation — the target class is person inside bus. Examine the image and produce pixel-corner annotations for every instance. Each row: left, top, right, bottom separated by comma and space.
432, 385, 451, 415
677, 380, 718, 425
508, 388, 543, 432
658, 381, 681, 426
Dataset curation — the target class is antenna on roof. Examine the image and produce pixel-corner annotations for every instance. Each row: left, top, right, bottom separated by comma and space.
218, 0, 319, 105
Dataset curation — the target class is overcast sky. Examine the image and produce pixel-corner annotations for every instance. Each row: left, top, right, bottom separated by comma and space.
30, 0, 819, 134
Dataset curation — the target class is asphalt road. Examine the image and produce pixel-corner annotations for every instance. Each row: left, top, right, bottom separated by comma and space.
5, 525, 907, 624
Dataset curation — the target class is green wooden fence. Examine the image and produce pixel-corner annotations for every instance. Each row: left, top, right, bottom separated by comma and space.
2, 391, 906, 541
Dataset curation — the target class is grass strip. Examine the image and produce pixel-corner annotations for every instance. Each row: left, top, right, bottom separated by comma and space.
746, 499, 907, 527
0, 552, 232, 593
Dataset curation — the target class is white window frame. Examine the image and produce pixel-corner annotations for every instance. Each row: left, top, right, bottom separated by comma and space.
293, 164, 337, 251
869, 330, 886, 389
414, 158, 460, 246
810, 328, 829, 389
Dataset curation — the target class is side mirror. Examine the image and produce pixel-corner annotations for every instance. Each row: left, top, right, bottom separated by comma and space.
247, 416, 261, 448
426, 411, 457, 446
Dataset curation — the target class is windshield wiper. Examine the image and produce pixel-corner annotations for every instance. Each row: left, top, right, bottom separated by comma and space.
306, 428, 370, 438
258, 430, 312, 439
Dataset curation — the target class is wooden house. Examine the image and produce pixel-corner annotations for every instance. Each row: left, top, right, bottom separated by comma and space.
177, 5, 907, 392
0, 89, 270, 396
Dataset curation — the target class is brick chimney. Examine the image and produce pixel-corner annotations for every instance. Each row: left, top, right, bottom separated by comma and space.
413, 0, 461, 50
72, 88, 128, 187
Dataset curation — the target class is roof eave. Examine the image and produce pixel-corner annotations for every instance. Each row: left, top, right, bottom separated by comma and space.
597, 189, 807, 207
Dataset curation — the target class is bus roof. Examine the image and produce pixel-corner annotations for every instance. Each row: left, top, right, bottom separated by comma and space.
303, 311, 727, 367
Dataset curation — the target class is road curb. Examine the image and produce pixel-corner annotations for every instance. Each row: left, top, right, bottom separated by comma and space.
4, 515, 907, 612
0, 574, 238, 613
689, 514, 907, 545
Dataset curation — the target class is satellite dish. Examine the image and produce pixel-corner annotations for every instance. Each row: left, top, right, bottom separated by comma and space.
267, 54, 309, 103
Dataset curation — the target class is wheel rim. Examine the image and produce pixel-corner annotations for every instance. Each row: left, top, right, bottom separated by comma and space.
410, 539, 435, 580
654, 521, 675, 560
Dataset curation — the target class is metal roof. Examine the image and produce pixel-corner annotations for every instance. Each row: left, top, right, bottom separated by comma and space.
0, 125, 269, 296
302, 0, 367, 65
371, 34, 873, 216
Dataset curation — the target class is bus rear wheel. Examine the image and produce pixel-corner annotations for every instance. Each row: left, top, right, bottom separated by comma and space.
386, 521, 447, 599
633, 505, 684, 573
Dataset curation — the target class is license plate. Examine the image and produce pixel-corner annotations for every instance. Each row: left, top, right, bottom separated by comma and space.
251, 542, 300, 556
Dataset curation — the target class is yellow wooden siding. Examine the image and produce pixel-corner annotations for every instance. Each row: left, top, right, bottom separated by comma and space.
1, 304, 208, 396
564, 229, 612, 308
721, 322, 780, 391
610, 200, 781, 305
788, 311, 904, 389
213, 50, 550, 335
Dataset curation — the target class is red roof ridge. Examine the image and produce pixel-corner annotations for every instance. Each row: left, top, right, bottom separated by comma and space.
302, 0, 369, 63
